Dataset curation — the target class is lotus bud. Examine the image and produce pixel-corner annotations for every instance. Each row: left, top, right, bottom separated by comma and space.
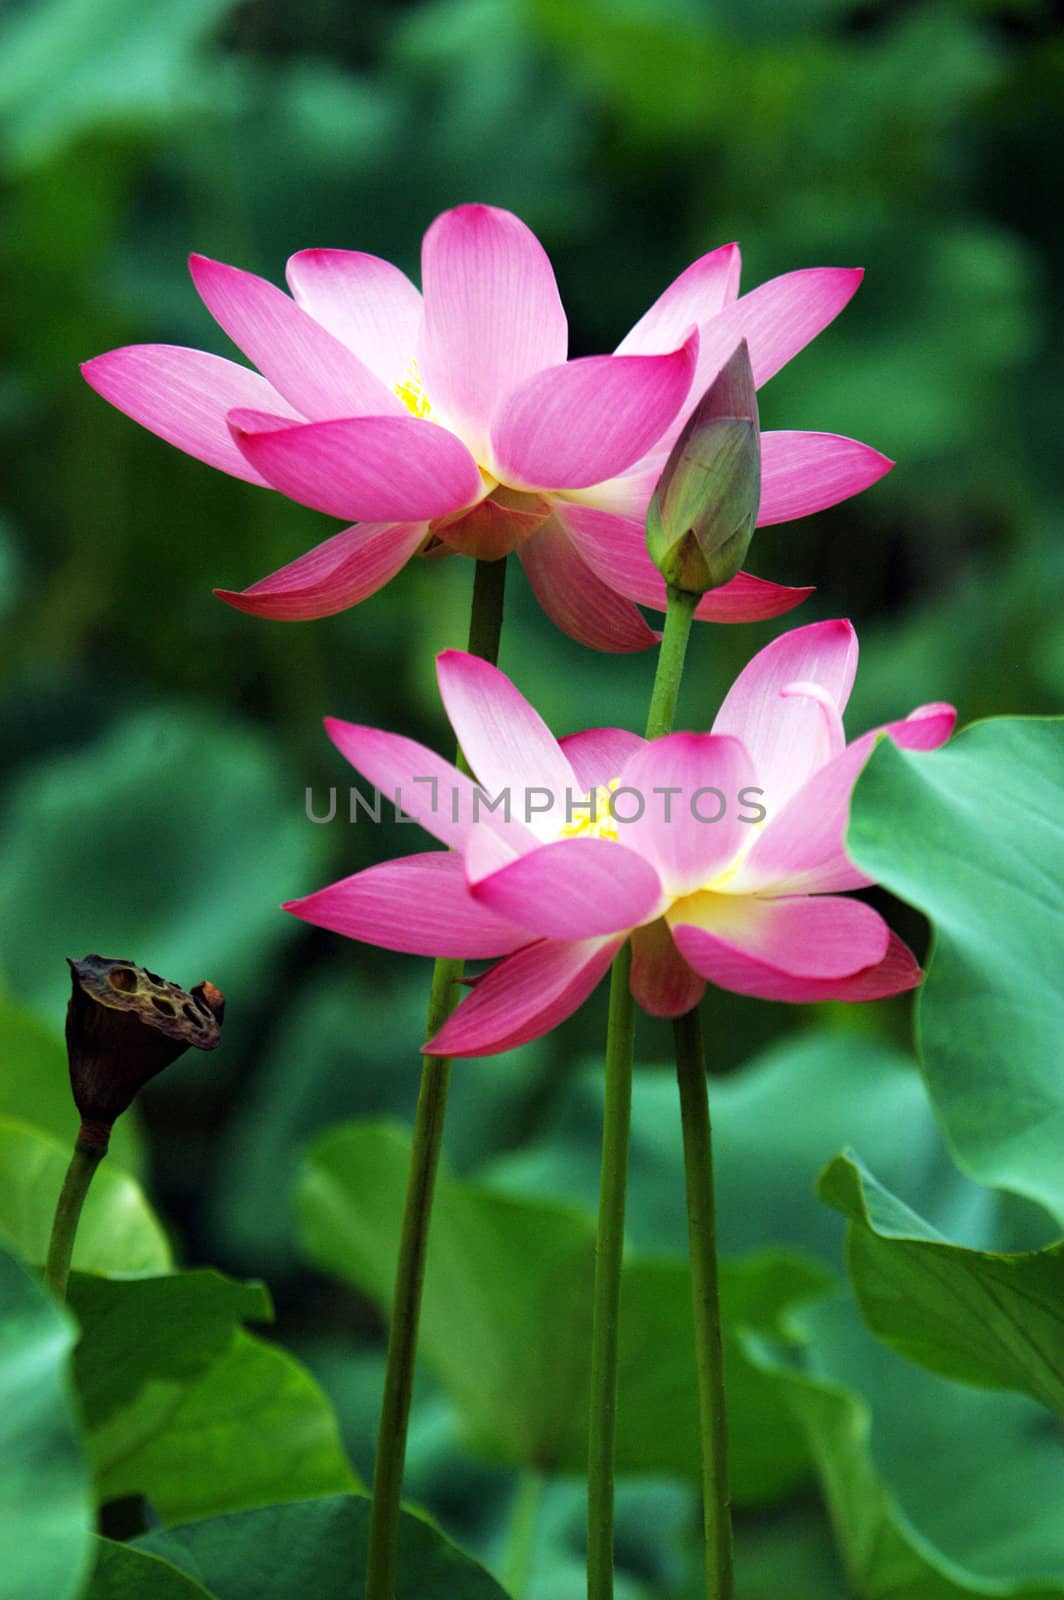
646, 340, 760, 595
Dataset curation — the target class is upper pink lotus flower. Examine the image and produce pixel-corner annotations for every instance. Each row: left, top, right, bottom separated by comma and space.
286, 621, 955, 1056
82, 205, 891, 652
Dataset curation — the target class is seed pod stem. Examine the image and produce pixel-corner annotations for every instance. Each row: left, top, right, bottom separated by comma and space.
43, 1136, 107, 1301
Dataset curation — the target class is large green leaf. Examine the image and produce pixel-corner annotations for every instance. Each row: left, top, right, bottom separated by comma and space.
0, 1117, 171, 1275
481, 1032, 1002, 1265
207, 966, 553, 1275
619, 1250, 830, 1504
749, 1295, 1064, 1597
136, 1493, 515, 1600
84, 1538, 214, 1599
0, 1244, 94, 1600
0, 1137, 335, 1525
0, 995, 141, 1172
0, 707, 327, 1024
94, 1329, 359, 1522
68, 1269, 272, 1429
299, 1119, 830, 1503
301, 1120, 590, 1470
731, 1503, 847, 1599
819, 1152, 1064, 1412
848, 718, 1064, 1222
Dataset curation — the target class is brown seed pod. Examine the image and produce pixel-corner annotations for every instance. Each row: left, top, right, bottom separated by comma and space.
65, 954, 224, 1141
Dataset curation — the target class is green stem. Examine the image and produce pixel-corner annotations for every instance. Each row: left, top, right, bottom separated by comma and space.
364, 555, 507, 1600
645, 585, 699, 741
461, 551, 508, 676
43, 1129, 109, 1300
673, 1004, 733, 1600
586, 940, 635, 1600
586, 583, 699, 1600
502, 1471, 544, 1600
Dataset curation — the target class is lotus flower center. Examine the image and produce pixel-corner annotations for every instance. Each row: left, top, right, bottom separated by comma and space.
394, 359, 432, 419
559, 779, 621, 843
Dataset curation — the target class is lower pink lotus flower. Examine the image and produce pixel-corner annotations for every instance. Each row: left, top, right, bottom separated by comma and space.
82, 204, 891, 652
286, 620, 955, 1056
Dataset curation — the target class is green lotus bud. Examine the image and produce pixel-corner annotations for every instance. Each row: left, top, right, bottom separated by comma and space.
646, 340, 760, 595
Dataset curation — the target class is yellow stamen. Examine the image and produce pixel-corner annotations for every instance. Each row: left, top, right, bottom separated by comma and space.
394, 358, 432, 419
559, 779, 621, 842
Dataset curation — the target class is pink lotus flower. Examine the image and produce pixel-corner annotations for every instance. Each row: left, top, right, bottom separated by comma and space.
82, 205, 891, 652
286, 621, 955, 1056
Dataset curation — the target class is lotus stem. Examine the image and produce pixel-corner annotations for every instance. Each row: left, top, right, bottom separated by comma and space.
673, 1002, 733, 1599
43, 1127, 109, 1301
364, 553, 507, 1600
587, 584, 699, 1598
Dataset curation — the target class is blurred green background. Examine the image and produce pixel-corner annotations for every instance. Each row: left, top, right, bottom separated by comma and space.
1, 0, 1062, 1594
